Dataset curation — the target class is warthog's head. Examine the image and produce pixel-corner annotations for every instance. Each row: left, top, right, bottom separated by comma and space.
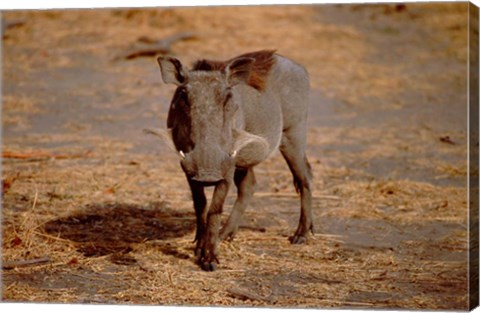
157, 54, 271, 184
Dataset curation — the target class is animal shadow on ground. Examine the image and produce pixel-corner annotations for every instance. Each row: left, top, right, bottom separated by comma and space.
43, 202, 196, 261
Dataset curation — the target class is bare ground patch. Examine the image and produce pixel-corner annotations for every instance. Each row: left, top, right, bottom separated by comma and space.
2, 3, 470, 310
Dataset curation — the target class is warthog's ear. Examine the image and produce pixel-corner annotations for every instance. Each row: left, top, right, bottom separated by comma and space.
225, 57, 255, 86
157, 56, 188, 85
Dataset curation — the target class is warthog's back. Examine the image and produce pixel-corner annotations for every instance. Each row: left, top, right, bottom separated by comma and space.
186, 50, 309, 167
233, 52, 310, 164
268, 54, 310, 131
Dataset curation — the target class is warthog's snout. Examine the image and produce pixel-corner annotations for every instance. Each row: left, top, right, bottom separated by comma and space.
180, 147, 234, 184
191, 170, 224, 184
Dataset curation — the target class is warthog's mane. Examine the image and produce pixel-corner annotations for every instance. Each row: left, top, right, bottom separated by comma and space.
191, 50, 276, 92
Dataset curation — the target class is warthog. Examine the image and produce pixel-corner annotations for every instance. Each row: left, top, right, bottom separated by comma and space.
156, 50, 313, 271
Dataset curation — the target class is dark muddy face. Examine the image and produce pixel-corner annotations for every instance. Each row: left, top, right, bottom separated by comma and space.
158, 55, 259, 185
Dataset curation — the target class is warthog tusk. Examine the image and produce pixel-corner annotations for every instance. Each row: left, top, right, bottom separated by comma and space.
231, 150, 237, 158
179, 150, 186, 159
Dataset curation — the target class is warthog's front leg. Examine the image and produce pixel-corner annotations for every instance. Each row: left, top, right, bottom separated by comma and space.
198, 180, 230, 271
188, 180, 207, 257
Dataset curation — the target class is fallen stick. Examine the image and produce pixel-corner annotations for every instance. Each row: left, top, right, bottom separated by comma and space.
238, 225, 267, 233
121, 44, 171, 59
32, 230, 76, 245
319, 299, 374, 307
227, 287, 269, 302
116, 32, 198, 60
3, 257, 50, 270
2, 19, 26, 30
255, 192, 341, 200
2, 150, 93, 160
136, 32, 198, 45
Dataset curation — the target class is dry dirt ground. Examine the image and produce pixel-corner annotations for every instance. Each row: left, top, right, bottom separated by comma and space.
1, 3, 473, 310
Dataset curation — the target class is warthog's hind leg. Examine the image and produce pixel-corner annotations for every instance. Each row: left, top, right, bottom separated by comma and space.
280, 125, 314, 244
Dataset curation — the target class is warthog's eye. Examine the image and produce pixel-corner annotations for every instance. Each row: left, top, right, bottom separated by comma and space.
178, 87, 188, 101
223, 91, 233, 107
173, 87, 189, 109
223, 89, 238, 118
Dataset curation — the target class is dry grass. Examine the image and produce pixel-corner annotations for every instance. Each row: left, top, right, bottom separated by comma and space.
2, 2, 470, 310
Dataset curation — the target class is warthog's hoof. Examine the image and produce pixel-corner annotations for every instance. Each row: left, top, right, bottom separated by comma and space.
290, 223, 314, 244
199, 260, 218, 271
198, 254, 219, 271
195, 244, 220, 271
289, 234, 308, 244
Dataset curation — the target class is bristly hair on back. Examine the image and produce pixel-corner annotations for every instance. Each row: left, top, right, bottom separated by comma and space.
191, 50, 276, 91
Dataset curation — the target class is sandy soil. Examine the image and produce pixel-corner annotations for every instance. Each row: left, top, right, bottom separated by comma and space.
1, 3, 472, 310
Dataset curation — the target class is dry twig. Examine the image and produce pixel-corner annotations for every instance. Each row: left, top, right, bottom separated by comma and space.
116, 32, 198, 60
3, 149, 93, 161
227, 287, 269, 302
2, 257, 50, 270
